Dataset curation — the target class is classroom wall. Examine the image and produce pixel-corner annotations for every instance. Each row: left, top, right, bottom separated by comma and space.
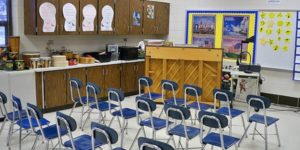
11, 0, 300, 98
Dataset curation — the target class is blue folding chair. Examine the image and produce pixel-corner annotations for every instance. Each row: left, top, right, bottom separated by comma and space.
91, 122, 125, 150
82, 82, 118, 129
138, 137, 174, 150
238, 95, 280, 150
164, 104, 202, 150
184, 84, 213, 124
27, 103, 67, 149
108, 88, 141, 147
198, 111, 240, 150
129, 96, 172, 150
161, 80, 185, 106
213, 89, 246, 135
138, 76, 162, 101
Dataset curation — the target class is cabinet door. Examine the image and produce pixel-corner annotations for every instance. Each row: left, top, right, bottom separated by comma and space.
98, 0, 115, 35
24, 0, 37, 35
60, 0, 80, 35
66, 68, 86, 104
121, 63, 136, 93
37, 0, 59, 35
142, 1, 156, 34
129, 0, 143, 34
86, 66, 106, 98
105, 65, 121, 94
155, 2, 169, 35
80, 0, 98, 35
44, 70, 67, 108
114, 0, 130, 35
136, 62, 145, 79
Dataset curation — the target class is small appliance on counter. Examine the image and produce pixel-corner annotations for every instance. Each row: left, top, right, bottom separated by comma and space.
83, 52, 111, 63
118, 46, 139, 60
106, 44, 119, 61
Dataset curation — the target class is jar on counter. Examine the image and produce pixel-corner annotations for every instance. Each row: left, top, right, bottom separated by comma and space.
4, 60, 14, 71
40, 57, 51, 68
30, 58, 40, 69
14, 60, 25, 71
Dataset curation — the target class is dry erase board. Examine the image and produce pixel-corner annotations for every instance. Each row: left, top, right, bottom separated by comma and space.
255, 11, 297, 70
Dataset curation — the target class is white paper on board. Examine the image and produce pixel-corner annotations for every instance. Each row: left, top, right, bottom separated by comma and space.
298, 12, 300, 19
297, 47, 300, 54
39, 2, 56, 32
82, 4, 97, 32
63, 3, 77, 32
297, 30, 300, 37
297, 39, 300, 46
298, 21, 300, 28
295, 64, 300, 71
296, 56, 300, 63
101, 5, 114, 31
294, 73, 300, 80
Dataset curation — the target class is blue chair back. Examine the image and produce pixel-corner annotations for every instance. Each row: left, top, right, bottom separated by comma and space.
161, 80, 179, 91
27, 103, 43, 119
86, 82, 101, 95
108, 88, 125, 102
12, 95, 23, 111
213, 89, 233, 102
136, 96, 157, 112
0, 91, 7, 104
184, 84, 202, 97
164, 104, 190, 120
91, 122, 119, 145
138, 137, 174, 150
139, 76, 153, 87
246, 95, 271, 110
198, 111, 228, 129
70, 78, 83, 89
56, 112, 77, 132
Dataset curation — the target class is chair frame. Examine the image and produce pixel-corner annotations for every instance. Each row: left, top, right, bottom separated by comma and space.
140, 143, 163, 150
69, 79, 82, 116
91, 127, 113, 150
138, 77, 153, 100
184, 86, 204, 124
238, 97, 281, 150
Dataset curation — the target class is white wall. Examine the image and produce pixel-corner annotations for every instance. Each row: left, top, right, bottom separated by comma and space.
11, 0, 300, 98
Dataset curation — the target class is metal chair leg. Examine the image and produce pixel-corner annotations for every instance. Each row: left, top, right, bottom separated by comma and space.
241, 115, 247, 138
275, 123, 281, 147
252, 122, 257, 140
129, 127, 142, 150
238, 122, 251, 147
0, 118, 6, 135
142, 126, 146, 137
79, 105, 85, 129
109, 116, 115, 127
264, 126, 268, 150
120, 119, 126, 148
186, 139, 189, 150
82, 109, 92, 131
7, 122, 13, 147
117, 117, 122, 129
171, 136, 176, 149
19, 125, 22, 150
69, 102, 78, 116
31, 135, 38, 150
45, 140, 49, 150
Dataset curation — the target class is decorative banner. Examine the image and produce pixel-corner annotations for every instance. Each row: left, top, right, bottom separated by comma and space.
186, 11, 257, 64
101, 5, 114, 31
39, 2, 56, 32
82, 4, 97, 32
63, 3, 77, 32
133, 11, 141, 26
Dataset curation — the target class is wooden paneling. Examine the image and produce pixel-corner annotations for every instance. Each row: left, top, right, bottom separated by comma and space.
35, 72, 43, 108
129, 0, 143, 34
44, 70, 67, 108
66, 68, 86, 104
136, 62, 145, 78
121, 63, 136, 93
60, 0, 80, 35
143, 1, 156, 34
86, 66, 105, 98
98, 0, 114, 35
155, 2, 169, 35
24, 0, 37, 35
114, 0, 130, 35
106, 65, 121, 92
36, 0, 59, 35
80, 0, 98, 35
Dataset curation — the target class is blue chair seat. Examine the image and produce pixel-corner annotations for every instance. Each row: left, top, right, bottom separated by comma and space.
90, 101, 118, 111
203, 132, 239, 149
16, 118, 50, 129
64, 134, 102, 150
36, 124, 67, 140
141, 93, 162, 100
7, 110, 28, 121
217, 107, 244, 118
112, 108, 142, 119
187, 102, 212, 111
249, 114, 279, 126
140, 117, 171, 130
165, 98, 185, 106
75, 97, 96, 104
168, 124, 201, 139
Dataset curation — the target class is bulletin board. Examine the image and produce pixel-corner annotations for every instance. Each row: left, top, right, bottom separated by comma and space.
186, 11, 257, 64
256, 11, 297, 71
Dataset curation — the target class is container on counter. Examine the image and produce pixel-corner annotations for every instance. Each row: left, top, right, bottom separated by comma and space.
8, 52, 19, 60
63, 51, 74, 60
72, 53, 80, 61
79, 57, 95, 64
39, 57, 51, 68
22, 52, 40, 69
30, 58, 40, 69
14, 60, 25, 71
4, 60, 14, 71
52, 55, 68, 67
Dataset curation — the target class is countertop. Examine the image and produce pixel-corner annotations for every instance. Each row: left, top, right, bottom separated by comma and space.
0, 59, 145, 75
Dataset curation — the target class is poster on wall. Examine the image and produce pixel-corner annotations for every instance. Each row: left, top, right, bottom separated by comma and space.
63, 3, 77, 32
192, 15, 216, 48
133, 11, 141, 26
146, 5, 155, 19
82, 4, 97, 32
39, 2, 57, 33
101, 5, 114, 31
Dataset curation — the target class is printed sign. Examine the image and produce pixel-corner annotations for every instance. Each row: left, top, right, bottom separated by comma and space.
82, 4, 97, 32
39, 2, 57, 32
63, 3, 77, 32
101, 5, 114, 31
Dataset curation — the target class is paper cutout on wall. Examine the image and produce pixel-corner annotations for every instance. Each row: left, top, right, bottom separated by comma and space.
285, 30, 292, 36
260, 20, 266, 26
267, 20, 274, 27
286, 12, 292, 19
82, 4, 97, 32
283, 45, 288, 52
260, 12, 266, 19
259, 38, 267, 45
101, 5, 114, 31
133, 11, 141, 26
269, 39, 274, 45
147, 5, 155, 19
277, 20, 283, 27
277, 28, 282, 35
278, 36, 282, 41
259, 27, 264, 33
277, 12, 283, 18
273, 44, 279, 51
286, 21, 292, 27
269, 12, 275, 19
39, 2, 56, 32
63, 3, 77, 32
284, 38, 291, 43
266, 28, 272, 35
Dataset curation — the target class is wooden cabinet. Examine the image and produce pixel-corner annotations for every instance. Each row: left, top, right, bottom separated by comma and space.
80, 0, 98, 35
114, 0, 130, 35
129, 0, 143, 34
143, 1, 169, 35
105, 64, 121, 91
121, 62, 144, 93
44, 70, 67, 108
98, 0, 115, 35
60, 0, 80, 35
86, 66, 106, 98
36, 0, 60, 35
24, 0, 37, 35
66, 68, 86, 104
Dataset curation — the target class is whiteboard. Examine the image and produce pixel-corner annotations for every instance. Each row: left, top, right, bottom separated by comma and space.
255, 11, 297, 70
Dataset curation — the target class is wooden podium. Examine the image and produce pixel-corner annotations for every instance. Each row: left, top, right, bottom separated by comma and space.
145, 46, 223, 105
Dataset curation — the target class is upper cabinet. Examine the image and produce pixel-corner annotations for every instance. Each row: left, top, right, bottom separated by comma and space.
98, 0, 115, 35
143, 1, 169, 35
60, 0, 80, 35
114, 0, 130, 35
80, 0, 98, 35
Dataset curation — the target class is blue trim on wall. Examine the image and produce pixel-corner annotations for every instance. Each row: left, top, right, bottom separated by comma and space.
293, 11, 299, 80
185, 10, 258, 64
